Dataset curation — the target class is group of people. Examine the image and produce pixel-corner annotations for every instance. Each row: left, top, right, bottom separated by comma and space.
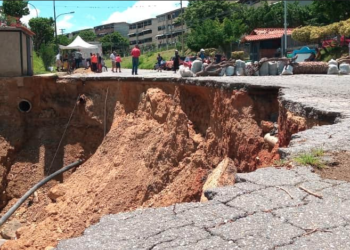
55, 51, 105, 73
109, 51, 122, 73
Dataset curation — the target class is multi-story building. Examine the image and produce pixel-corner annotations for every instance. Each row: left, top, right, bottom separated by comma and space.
128, 18, 157, 49
155, 8, 186, 49
94, 22, 129, 38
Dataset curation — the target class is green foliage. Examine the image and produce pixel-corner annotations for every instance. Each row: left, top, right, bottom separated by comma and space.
186, 17, 245, 56
40, 43, 55, 71
2, 0, 29, 18
292, 18, 350, 44
57, 35, 70, 46
29, 17, 54, 52
322, 46, 349, 62
33, 52, 49, 75
184, 0, 238, 27
309, 0, 350, 25
100, 32, 129, 54
105, 49, 175, 70
70, 30, 96, 42
231, 51, 244, 60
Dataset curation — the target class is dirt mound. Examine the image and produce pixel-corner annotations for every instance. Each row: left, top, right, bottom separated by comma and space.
1, 82, 280, 249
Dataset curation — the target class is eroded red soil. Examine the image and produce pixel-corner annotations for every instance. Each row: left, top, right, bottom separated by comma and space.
0, 77, 290, 249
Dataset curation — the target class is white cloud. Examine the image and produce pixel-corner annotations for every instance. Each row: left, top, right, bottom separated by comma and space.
86, 14, 96, 21
57, 15, 74, 31
103, 1, 188, 24
21, 5, 40, 26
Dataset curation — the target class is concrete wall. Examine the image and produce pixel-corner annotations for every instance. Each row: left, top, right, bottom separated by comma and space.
0, 29, 33, 77
0, 31, 21, 77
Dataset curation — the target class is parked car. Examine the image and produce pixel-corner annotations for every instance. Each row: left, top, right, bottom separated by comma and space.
322, 35, 350, 47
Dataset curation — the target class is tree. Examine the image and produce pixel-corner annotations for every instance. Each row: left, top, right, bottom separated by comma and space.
100, 32, 129, 54
29, 17, 54, 52
186, 18, 245, 57
184, 0, 238, 27
57, 35, 70, 46
70, 30, 96, 43
40, 43, 55, 70
2, 0, 29, 18
310, 0, 350, 25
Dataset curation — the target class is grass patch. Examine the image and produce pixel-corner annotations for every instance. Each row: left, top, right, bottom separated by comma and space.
294, 148, 325, 169
33, 53, 52, 75
104, 49, 181, 70
273, 159, 288, 167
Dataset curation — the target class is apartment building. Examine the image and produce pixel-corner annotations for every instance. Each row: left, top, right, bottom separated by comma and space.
94, 22, 129, 38
128, 18, 157, 49
155, 8, 186, 49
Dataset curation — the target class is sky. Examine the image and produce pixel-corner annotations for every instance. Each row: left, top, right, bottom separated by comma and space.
0, 1, 188, 34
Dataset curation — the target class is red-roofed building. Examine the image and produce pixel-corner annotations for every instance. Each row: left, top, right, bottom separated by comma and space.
241, 28, 297, 61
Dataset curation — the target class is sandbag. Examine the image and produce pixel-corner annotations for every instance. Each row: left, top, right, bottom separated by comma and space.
236, 67, 245, 76
268, 62, 278, 75
281, 65, 293, 75
226, 66, 235, 76
219, 68, 226, 76
328, 59, 338, 66
259, 62, 269, 76
277, 61, 286, 75
327, 64, 339, 75
339, 63, 350, 75
202, 63, 208, 71
191, 60, 203, 74
179, 65, 194, 77
235, 59, 246, 76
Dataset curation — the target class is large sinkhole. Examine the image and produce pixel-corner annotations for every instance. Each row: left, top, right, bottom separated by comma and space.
0, 79, 337, 248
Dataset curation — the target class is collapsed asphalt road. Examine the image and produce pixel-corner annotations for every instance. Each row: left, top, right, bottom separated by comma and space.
53, 73, 350, 249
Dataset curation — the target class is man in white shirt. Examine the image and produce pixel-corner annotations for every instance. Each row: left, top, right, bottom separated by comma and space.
110, 51, 116, 72
56, 52, 62, 72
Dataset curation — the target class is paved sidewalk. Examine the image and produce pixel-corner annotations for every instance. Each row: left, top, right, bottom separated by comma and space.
57, 166, 350, 250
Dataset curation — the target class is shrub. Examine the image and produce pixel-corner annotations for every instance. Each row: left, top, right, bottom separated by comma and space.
40, 44, 56, 71
231, 51, 244, 60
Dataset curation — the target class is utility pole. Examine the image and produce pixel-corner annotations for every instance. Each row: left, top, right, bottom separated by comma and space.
60, 29, 65, 35
181, 0, 184, 56
53, 0, 57, 46
284, 0, 287, 56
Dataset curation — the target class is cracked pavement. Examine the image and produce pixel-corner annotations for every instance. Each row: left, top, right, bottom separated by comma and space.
56, 167, 350, 250
55, 73, 350, 249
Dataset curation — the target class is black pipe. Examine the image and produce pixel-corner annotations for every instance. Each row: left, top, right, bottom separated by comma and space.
0, 160, 83, 227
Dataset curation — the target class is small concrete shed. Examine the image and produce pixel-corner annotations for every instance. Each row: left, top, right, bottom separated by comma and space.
0, 26, 35, 77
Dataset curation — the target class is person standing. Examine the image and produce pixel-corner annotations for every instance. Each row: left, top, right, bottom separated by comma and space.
55, 52, 62, 72
199, 49, 205, 61
157, 53, 163, 72
110, 51, 116, 72
131, 45, 141, 75
91, 53, 97, 72
74, 50, 82, 69
97, 53, 102, 73
173, 50, 180, 74
115, 54, 122, 73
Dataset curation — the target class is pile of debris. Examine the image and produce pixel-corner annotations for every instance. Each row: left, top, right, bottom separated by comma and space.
180, 56, 350, 77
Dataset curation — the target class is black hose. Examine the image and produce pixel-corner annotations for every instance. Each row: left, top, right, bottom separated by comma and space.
0, 160, 83, 227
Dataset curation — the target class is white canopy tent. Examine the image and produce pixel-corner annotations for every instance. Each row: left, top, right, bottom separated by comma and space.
59, 36, 101, 59
59, 35, 98, 50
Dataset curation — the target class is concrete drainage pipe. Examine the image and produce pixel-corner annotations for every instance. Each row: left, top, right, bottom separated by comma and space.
18, 99, 32, 113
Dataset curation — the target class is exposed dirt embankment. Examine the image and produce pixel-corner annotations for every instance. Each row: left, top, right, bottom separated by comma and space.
0, 77, 287, 249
